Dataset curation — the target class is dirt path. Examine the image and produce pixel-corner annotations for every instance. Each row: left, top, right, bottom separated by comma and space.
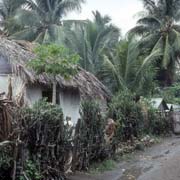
68, 136, 180, 180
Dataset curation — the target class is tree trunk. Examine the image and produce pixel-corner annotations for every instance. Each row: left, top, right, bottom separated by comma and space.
157, 69, 174, 87
52, 80, 57, 105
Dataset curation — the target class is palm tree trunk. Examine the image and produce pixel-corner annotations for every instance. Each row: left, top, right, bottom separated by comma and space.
52, 78, 57, 105
158, 68, 174, 87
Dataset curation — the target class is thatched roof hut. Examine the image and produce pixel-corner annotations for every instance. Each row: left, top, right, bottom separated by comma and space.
0, 37, 111, 123
0, 37, 111, 101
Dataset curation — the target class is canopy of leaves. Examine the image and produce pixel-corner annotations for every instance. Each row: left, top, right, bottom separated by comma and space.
160, 83, 180, 104
28, 44, 79, 79
129, 0, 180, 85
0, 0, 26, 34
63, 11, 120, 75
100, 39, 158, 96
108, 90, 144, 140
2, 0, 85, 42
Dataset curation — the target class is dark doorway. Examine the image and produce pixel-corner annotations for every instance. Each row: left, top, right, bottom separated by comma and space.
42, 90, 52, 103
42, 89, 59, 104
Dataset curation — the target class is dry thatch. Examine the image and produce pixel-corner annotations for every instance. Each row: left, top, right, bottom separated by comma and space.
0, 97, 12, 141
0, 37, 111, 101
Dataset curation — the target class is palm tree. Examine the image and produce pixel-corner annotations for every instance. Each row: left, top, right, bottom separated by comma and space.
129, 0, 180, 86
0, 0, 26, 34
101, 39, 159, 95
9, 0, 85, 43
64, 11, 120, 75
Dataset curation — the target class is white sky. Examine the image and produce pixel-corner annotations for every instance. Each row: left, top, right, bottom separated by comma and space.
66, 0, 143, 35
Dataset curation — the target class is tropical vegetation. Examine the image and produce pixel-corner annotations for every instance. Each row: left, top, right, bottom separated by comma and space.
0, 0, 85, 42
0, 0, 180, 96
129, 0, 180, 86
28, 44, 79, 104
0, 0, 180, 179
63, 11, 120, 74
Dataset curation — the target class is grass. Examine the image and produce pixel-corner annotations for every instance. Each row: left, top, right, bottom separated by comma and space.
114, 152, 135, 162
89, 159, 117, 174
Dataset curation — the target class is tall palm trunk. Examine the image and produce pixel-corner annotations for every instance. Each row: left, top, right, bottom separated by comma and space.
158, 69, 174, 87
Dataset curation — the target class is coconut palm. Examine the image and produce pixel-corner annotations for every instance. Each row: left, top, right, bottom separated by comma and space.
9, 0, 85, 43
64, 11, 120, 74
101, 39, 159, 95
129, 0, 180, 86
0, 0, 26, 34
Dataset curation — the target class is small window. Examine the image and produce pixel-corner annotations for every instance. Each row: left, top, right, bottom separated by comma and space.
42, 90, 59, 104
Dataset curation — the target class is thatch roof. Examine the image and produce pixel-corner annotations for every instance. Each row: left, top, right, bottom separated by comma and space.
0, 37, 111, 101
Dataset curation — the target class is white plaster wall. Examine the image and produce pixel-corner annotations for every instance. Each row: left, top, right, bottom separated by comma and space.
0, 75, 8, 93
25, 86, 42, 106
0, 75, 80, 124
0, 75, 24, 97
59, 90, 80, 125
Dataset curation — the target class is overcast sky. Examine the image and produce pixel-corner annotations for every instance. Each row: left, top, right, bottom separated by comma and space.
66, 0, 143, 35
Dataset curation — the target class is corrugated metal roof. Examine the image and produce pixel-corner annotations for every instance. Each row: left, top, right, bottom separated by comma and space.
167, 104, 173, 110
150, 98, 163, 109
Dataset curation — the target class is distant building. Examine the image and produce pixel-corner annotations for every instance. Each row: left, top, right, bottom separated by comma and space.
150, 98, 169, 111
167, 104, 180, 112
167, 104, 174, 111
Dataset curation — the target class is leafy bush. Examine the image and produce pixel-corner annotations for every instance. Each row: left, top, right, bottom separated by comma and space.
20, 160, 42, 180
108, 91, 144, 141
20, 99, 67, 179
147, 108, 171, 135
0, 145, 13, 179
159, 83, 180, 104
73, 100, 108, 170
108, 92, 172, 141
139, 98, 172, 135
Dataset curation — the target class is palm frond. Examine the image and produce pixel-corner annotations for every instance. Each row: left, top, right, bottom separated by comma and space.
162, 35, 171, 68
10, 27, 39, 41
128, 25, 150, 38
172, 29, 180, 56
14, 8, 41, 27
172, 24, 180, 33
137, 16, 161, 27
141, 48, 162, 68
54, 0, 85, 17
102, 54, 126, 90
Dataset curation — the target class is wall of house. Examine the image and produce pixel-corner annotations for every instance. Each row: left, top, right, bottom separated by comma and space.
0, 75, 24, 98
0, 55, 24, 98
0, 55, 12, 94
25, 86, 81, 125
0, 75, 9, 93
59, 89, 80, 125
25, 85, 42, 106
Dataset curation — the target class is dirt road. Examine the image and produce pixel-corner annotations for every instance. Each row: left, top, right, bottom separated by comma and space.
68, 136, 180, 180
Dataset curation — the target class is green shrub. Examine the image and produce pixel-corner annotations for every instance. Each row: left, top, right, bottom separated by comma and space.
139, 98, 172, 135
147, 108, 171, 135
108, 91, 144, 141
20, 99, 67, 179
161, 83, 180, 104
22, 99, 64, 152
20, 160, 42, 180
73, 100, 107, 170
0, 145, 13, 179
